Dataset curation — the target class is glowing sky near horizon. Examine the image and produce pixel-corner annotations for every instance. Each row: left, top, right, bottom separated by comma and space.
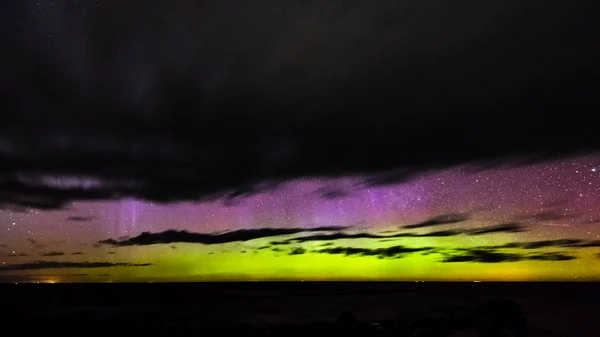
2, 154, 600, 282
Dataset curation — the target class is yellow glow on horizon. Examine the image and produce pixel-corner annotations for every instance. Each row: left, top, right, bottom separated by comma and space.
4, 224, 600, 282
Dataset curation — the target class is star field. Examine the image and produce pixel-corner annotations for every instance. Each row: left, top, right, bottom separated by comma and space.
1, 0, 599, 282
2, 154, 600, 282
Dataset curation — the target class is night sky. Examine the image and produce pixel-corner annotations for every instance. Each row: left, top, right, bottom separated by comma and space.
3, 154, 600, 282
1, 1, 599, 282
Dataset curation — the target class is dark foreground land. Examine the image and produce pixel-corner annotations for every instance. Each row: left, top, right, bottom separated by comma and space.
1, 282, 599, 336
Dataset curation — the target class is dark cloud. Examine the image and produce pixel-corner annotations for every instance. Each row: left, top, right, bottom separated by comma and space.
54, 273, 90, 277
0, 1, 598, 208
100, 227, 347, 246
271, 223, 520, 245
441, 249, 576, 263
170, 245, 177, 249
66, 215, 96, 222
528, 253, 576, 261
273, 232, 387, 244
315, 181, 358, 199
41, 251, 65, 257
573, 240, 600, 248
27, 238, 45, 249
274, 230, 462, 245
515, 210, 575, 223
402, 214, 468, 229
0, 261, 153, 271
318, 188, 350, 200
494, 239, 583, 249
107, 252, 116, 255
419, 230, 463, 237
0, 275, 53, 282
275, 231, 595, 261
0, 244, 6, 248
5, 253, 28, 257
11, 273, 91, 279
442, 250, 522, 263
71, 252, 84, 255
468, 223, 526, 235
281, 235, 585, 263
316, 246, 433, 259
289, 247, 307, 255
485, 238, 600, 249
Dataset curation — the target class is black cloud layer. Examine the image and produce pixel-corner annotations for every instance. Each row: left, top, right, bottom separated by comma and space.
441, 250, 576, 263
0, 261, 152, 271
0, 1, 598, 207
27, 239, 45, 249
469, 223, 525, 235
41, 252, 65, 257
402, 214, 468, 229
66, 216, 96, 222
0, 274, 86, 282
100, 223, 527, 247
4, 253, 28, 258
488, 239, 600, 249
308, 246, 576, 263
316, 246, 433, 259
274, 223, 527, 244
100, 227, 347, 246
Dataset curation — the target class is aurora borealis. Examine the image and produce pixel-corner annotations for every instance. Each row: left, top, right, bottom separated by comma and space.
1, 1, 599, 283
2, 154, 600, 282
